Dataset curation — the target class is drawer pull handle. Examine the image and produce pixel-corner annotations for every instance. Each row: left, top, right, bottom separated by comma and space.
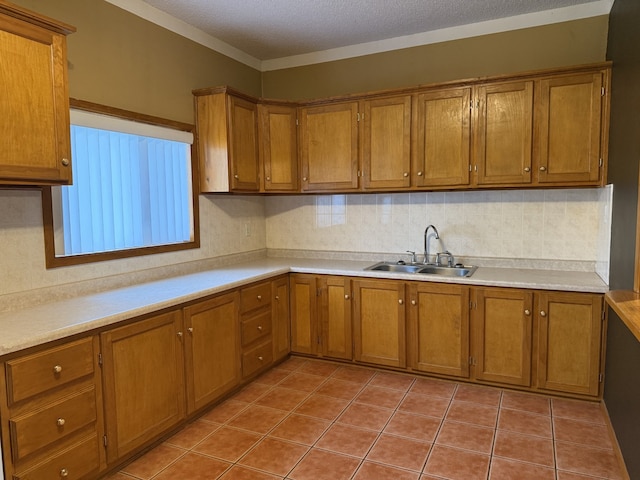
275, 295, 280, 301
53, 365, 63, 374
258, 356, 264, 362
57, 418, 66, 427
257, 295, 262, 300
257, 325, 263, 331
60, 468, 69, 477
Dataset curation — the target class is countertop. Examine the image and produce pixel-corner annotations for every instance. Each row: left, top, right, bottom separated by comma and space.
0, 257, 608, 357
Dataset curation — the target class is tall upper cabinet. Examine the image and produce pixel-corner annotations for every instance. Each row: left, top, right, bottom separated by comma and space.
0, 1, 75, 186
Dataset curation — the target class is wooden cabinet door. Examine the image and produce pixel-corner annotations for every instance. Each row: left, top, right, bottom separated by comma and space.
318, 276, 352, 360
272, 276, 291, 361
289, 274, 318, 355
0, 11, 73, 185
472, 288, 533, 387
183, 292, 240, 414
473, 81, 533, 186
361, 95, 412, 190
413, 88, 471, 188
299, 102, 359, 191
409, 283, 470, 378
100, 310, 185, 462
259, 103, 299, 191
353, 279, 406, 368
537, 292, 603, 396
535, 72, 604, 185
228, 95, 260, 191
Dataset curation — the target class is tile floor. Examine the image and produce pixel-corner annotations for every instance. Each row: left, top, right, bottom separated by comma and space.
108, 356, 625, 480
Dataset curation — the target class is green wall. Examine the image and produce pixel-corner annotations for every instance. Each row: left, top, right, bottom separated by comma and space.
10, 0, 262, 124
262, 16, 609, 100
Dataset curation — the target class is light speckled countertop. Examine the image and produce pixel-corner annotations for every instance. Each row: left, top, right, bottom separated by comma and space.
0, 257, 608, 357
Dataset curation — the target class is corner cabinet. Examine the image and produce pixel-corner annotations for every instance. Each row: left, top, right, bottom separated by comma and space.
0, 3, 75, 186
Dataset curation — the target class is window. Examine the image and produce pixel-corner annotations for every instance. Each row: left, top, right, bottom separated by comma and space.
43, 100, 199, 267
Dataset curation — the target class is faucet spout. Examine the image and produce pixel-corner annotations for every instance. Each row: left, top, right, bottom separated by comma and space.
424, 225, 440, 265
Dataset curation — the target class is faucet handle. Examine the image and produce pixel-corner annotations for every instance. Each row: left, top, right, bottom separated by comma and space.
436, 251, 455, 267
406, 250, 417, 263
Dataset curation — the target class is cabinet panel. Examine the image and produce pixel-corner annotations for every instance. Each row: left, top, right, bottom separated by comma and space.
259, 103, 298, 191
184, 293, 240, 413
362, 95, 412, 190
300, 102, 359, 191
537, 292, 603, 396
353, 279, 406, 368
228, 95, 260, 191
101, 310, 185, 461
0, 9, 73, 185
474, 81, 533, 185
272, 277, 291, 361
409, 283, 469, 377
290, 274, 318, 355
535, 72, 603, 184
319, 276, 352, 360
414, 88, 471, 187
473, 288, 533, 387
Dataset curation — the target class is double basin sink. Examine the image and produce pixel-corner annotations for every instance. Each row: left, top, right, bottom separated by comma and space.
365, 261, 478, 277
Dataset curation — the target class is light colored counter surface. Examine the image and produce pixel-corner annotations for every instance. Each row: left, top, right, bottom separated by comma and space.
0, 257, 608, 357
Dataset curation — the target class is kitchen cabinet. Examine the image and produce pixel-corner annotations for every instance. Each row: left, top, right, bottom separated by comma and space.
259, 102, 299, 192
100, 310, 185, 463
534, 72, 605, 185
0, 3, 75, 186
239, 281, 273, 378
537, 291, 604, 396
299, 102, 359, 191
353, 279, 406, 368
194, 87, 260, 192
472, 81, 534, 186
361, 95, 412, 190
0, 337, 104, 480
289, 274, 352, 360
413, 87, 471, 188
471, 287, 534, 387
272, 276, 291, 361
408, 282, 470, 378
183, 292, 240, 414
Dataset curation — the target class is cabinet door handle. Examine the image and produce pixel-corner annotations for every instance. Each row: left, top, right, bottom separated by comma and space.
258, 356, 264, 362
53, 365, 63, 374
398, 299, 404, 305
540, 310, 547, 317
303, 176, 308, 182
61, 158, 70, 167
539, 166, 547, 172
60, 468, 69, 478
275, 295, 280, 301
257, 325, 263, 331
266, 176, 271, 181
257, 295, 262, 301
344, 294, 350, 300
403, 172, 409, 177
417, 171, 423, 176
57, 418, 66, 427
177, 331, 183, 338
234, 174, 239, 179
524, 309, 531, 316
411, 300, 416, 306
188, 327, 194, 334
524, 167, 531, 172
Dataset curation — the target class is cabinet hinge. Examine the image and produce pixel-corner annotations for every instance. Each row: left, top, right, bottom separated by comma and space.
103, 435, 108, 447
357, 112, 361, 122
599, 373, 604, 383
317, 336, 322, 345
98, 352, 103, 367
468, 356, 474, 365
296, 118, 299, 126
316, 288, 322, 297
599, 158, 603, 168
601, 87, 605, 96
601, 308, 606, 321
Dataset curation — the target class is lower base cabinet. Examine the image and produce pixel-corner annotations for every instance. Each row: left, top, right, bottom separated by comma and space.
100, 310, 186, 463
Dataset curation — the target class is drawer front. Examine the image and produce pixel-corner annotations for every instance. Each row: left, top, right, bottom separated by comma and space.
13, 434, 100, 480
239, 282, 271, 313
10, 387, 97, 462
6, 338, 95, 405
241, 310, 272, 347
242, 341, 273, 378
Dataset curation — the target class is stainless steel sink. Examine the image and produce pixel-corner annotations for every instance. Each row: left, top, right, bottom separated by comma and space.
365, 261, 477, 277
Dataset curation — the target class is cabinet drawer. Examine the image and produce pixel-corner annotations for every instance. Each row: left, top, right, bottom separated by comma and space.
240, 282, 271, 313
13, 434, 100, 480
242, 341, 273, 378
9, 387, 97, 462
6, 338, 95, 405
241, 310, 272, 347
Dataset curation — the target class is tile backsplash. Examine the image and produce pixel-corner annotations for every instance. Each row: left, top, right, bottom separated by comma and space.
266, 188, 612, 274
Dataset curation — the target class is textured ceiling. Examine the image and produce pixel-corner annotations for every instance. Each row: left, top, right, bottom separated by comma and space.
139, 0, 606, 60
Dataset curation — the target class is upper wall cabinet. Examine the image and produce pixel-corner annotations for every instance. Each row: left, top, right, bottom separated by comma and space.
259, 102, 299, 192
0, 3, 75, 186
299, 101, 359, 192
194, 88, 260, 193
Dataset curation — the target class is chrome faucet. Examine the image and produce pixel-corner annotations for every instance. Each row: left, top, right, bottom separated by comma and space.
423, 224, 439, 264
